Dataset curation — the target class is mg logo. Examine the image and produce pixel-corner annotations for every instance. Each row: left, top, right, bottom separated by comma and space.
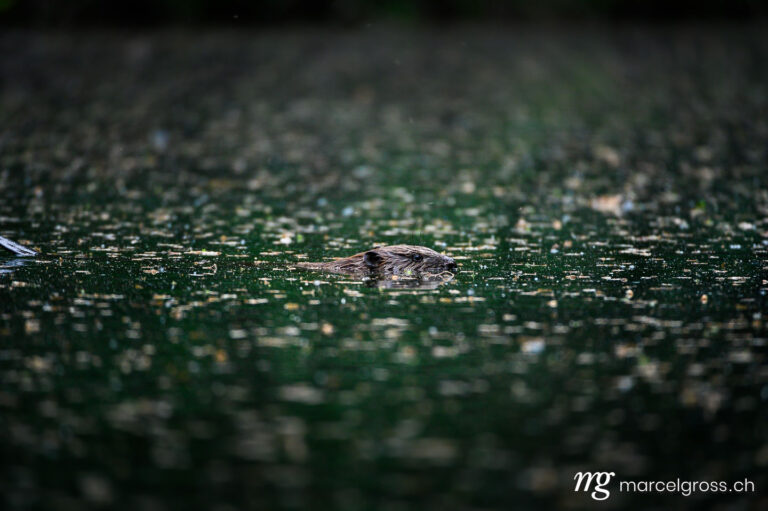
573, 471, 616, 501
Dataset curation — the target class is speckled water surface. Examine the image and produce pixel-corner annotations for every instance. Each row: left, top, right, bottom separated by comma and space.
1, 27, 767, 510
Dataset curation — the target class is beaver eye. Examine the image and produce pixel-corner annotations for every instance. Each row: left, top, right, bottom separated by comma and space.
412, 254, 423, 262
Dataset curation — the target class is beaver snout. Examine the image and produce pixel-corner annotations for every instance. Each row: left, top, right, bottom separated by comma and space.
445, 260, 458, 272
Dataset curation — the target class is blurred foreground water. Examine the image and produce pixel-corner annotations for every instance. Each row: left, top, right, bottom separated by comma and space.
1, 27, 767, 510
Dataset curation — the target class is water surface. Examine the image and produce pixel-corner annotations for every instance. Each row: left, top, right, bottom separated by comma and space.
1, 27, 767, 510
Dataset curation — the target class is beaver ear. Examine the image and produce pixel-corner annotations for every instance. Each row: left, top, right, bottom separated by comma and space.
363, 250, 382, 269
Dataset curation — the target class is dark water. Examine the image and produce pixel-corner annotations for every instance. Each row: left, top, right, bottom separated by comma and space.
1, 28, 767, 510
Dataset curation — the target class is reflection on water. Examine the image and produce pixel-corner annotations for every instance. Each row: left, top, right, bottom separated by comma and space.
364, 273, 455, 289
0, 257, 31, 275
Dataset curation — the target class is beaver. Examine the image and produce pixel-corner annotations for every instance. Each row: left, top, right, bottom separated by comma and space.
295, 244, 457, 276
0, 235, 37, 257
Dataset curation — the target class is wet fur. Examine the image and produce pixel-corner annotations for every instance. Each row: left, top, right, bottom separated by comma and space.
295, 245, 457, 276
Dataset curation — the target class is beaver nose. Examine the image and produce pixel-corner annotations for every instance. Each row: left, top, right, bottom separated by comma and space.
446, 261, 457, 272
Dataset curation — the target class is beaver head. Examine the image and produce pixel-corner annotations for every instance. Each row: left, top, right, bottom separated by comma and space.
357, 245, 457, 275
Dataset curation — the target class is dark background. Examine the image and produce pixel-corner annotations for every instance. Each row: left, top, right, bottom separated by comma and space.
1, 0, 767, 26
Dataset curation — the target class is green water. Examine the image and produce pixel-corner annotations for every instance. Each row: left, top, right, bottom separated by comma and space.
1, 28, 767, 510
